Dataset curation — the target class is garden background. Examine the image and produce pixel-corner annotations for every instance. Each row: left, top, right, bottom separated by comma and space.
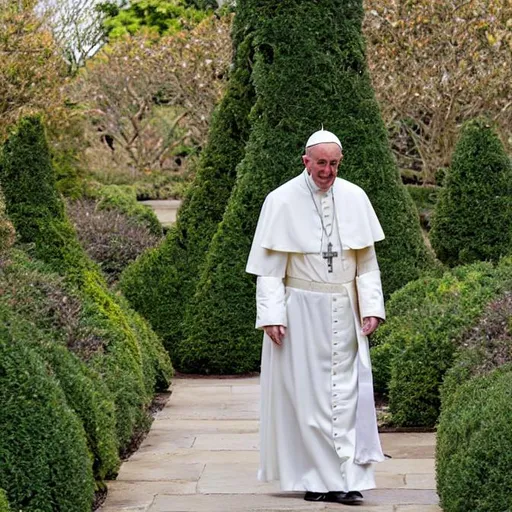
0, 1, 511, 511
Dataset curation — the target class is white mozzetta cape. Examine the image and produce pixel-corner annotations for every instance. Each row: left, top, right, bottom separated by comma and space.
246, 171, 384, 275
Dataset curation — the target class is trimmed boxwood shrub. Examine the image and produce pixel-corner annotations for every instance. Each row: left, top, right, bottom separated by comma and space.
0, 116, 173, 449
430, 118, 512, 266
119, 28, 255, 357
0, 251, 121, 482
371, 259, 512, 426
0, 116, 90, 279
0, 330, 94, 512
436, 263, 512, 511
177, 0, 432, 374
436, 366, 512, 512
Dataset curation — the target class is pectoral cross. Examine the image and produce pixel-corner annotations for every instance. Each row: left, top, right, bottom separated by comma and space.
322, 242, 338, 273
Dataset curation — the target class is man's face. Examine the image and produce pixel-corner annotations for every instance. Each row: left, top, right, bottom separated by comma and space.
302, 142, 343, 192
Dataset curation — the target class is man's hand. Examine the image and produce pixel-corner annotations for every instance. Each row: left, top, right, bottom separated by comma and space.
263, 325, 287, 346
361, 316, 381, 336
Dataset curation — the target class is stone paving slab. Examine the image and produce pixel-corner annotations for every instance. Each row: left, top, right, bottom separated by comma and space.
130, 449, 260, 465
100, 377, 440, 512
193, 432, 259, 451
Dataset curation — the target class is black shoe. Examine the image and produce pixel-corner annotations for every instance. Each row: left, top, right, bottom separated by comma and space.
304, 491, 328, 501
304, 490, 363, 505
328, 491, 364, 505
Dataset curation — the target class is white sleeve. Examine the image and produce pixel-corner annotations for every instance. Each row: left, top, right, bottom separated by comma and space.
355, 246, 386, 321
255, 276, 287, 329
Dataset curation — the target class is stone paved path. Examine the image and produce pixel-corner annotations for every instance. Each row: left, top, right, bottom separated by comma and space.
100, 377, 441, 512
140, 200, 182, 227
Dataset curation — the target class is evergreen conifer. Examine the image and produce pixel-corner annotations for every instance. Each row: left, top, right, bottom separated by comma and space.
430, 118, 512, 266
119, 19, 256, 356
176, 0, 432, 373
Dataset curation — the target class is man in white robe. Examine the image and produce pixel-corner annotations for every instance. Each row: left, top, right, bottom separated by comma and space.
246, 129, 386, 505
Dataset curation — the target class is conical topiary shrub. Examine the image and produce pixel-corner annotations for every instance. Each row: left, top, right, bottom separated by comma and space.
176, 0, 433, 374
430, 118, 512, 266
119, 19, 256, 357
0, 115, 173, 450
0, 116, 89, 277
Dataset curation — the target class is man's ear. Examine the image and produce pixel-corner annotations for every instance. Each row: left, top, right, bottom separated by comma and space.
302, 154, 309, 167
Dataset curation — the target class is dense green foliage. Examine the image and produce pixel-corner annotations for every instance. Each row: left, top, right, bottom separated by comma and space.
101, 0, 210, 39
0, 331, 94, 512
405, 184, 439, 231
436, 366, 512, 512
430, 118, 512, 266
0, 116, 89, 278
176, 0, 431, 374
119, 25, 255, 357
371, 259, 512, 427
0, 116, 172, 453
436, 269, 512, 511
0, 251, 120, 483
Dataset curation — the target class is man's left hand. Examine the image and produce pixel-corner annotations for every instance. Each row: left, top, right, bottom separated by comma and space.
361, 316, 380, 336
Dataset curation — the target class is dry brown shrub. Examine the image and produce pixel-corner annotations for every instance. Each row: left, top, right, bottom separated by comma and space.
67, 199, 162, 284
0, 1, 67, 143
364, 0, 512, 183
71, 14, 233, 178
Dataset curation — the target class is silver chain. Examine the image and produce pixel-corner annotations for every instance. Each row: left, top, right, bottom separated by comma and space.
304, 172, 336, 240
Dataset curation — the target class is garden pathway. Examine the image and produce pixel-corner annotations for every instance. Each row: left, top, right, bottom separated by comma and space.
99, 376, 441, 512
140, 200, 182, 227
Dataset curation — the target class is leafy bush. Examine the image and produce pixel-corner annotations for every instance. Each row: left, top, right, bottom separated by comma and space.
0, 116, 173, 450
0, 251, 120, 481
0, 330, 94, 512
430, 118, 512, 266
436, 366, 512, 512
178, 0, 432, 374
436, 258, 512, 511
68, 198, 161, 283
442, 280, 512, 405
0, 115, 90, 279
371, 260, 512, 426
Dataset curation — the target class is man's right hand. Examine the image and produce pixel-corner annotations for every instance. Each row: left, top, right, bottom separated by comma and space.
263, 325, 287, 346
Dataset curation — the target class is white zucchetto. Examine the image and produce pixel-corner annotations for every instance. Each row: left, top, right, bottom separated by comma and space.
305, 129, 343, 150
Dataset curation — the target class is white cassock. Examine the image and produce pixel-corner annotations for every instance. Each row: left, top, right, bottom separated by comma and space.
246, 169, 386, 493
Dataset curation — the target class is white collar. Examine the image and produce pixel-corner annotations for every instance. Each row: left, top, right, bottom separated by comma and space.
304, 168, 332, 196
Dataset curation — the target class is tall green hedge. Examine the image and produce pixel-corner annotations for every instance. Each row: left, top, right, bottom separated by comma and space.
0, 251, 121, 483
0, 331, 94, 512
119, 24, 255, 357
371, 258, 512, 427
0, 116, 173, 450
436, 366, 512, 512
176, 0, 432, 374
430, 118, 512, 266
